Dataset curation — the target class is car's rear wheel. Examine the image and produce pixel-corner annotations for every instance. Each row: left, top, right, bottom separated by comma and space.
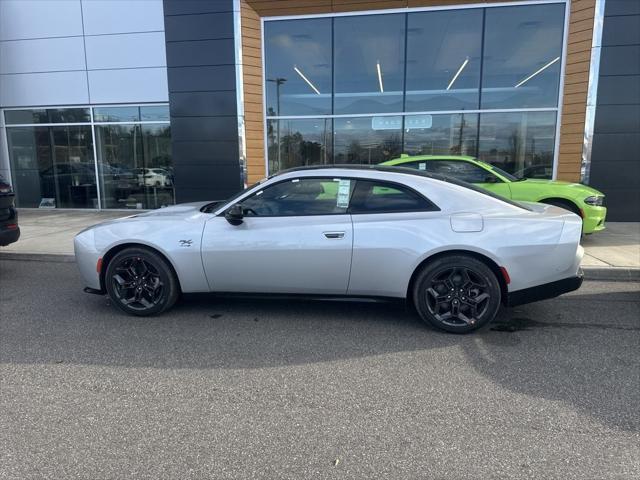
105, 247, 179, 316
413, 255, 501, 333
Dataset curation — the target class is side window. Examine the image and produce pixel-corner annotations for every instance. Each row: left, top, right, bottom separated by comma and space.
239, 177, 354, 216
428, 160, 499, 184
350, 180, 437, 214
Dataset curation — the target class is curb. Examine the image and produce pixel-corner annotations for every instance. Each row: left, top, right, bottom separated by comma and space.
1, 252, 638, 281
581, 266, 640, 282
0, 252, 75, 263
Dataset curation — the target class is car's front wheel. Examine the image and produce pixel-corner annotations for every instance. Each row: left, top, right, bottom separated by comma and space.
105, 247, 179, 316
413, 255, 502, 333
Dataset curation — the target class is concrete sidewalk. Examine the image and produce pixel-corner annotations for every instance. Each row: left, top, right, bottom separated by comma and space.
1, 208, 639, 280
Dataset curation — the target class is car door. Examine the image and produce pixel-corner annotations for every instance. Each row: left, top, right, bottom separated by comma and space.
347, 179, 443, 298
201, 176, 355, 295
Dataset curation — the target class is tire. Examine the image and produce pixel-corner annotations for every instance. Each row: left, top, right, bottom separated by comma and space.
541, 199, 581, 217
104, 247, 179, 316
412, 255, 502, 333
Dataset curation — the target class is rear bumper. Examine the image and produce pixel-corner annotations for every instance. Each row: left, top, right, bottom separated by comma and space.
507, 270, 583, 307
0, 226, 20, 246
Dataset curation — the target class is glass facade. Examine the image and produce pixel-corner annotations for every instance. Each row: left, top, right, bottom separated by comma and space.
264, 2, 565, 178
4, 105, 173, 209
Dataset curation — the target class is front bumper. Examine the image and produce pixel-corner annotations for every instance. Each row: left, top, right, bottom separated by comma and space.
507, 270, 584, 307
582, 205, 607, 234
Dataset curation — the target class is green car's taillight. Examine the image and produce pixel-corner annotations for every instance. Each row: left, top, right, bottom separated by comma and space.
584, 195, 604, 206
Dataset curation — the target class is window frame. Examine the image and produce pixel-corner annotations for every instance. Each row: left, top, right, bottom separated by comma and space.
348, 178, 441, 215
220, 176, 356, 218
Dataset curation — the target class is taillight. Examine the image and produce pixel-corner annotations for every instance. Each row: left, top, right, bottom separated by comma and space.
5, 223, 18, 230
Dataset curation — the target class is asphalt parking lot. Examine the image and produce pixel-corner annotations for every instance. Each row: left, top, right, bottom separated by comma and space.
1, 258, 639, 479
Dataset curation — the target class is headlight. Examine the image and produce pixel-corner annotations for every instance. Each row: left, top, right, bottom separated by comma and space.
584, 195, 604, 206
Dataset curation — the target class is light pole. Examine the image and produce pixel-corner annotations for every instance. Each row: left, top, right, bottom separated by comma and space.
267, 77, 286, 171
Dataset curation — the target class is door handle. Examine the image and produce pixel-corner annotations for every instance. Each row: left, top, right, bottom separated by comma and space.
323, 231, 345, 239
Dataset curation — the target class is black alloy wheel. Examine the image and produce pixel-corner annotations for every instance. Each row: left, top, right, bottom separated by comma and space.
413, 255, 501, 333
105, 247, 179, 316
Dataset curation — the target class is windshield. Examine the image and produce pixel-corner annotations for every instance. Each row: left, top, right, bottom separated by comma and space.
200, 180, 265, 213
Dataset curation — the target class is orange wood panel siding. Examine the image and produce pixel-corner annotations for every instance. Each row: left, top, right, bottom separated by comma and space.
242, 0, 594, 182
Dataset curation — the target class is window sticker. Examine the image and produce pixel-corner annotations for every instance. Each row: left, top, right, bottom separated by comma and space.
337, 179, 351, 208
418, 162, 426, 170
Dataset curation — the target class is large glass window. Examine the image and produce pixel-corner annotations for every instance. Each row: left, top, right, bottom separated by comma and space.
96, 124, 174, 209
334, 14, 405, 114
405, 9, 482, 111
3, 105, 172, 209
477, 111, 557, 178
263, 3, 566, 178
264, 18, 332, 116
403, 113, 478, 156
334, 117, 402, 164
7, 125, 96, 208
266, 118, 332, 173
481, 4, 565, 109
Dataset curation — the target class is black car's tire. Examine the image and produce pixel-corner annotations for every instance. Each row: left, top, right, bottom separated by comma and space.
413, 255, 502, 333
105, 247, 179, 316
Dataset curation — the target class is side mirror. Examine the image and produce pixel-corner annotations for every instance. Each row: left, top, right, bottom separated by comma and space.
225, 203, 244, 225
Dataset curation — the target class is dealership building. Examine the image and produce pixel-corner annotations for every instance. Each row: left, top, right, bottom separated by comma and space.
0, 0, 638, 219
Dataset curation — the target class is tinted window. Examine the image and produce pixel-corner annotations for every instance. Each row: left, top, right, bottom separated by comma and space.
239, 178, 354, 216
350, 180, 436, 213
417, 160, 499, 183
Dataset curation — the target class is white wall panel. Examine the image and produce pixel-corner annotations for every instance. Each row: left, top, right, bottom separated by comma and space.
85, 32, 167, 70
0, 0, 83, 41
0, 37, 86, 74
0, 72, 89, 107
88, 68, 168, 104
81, 0, 164, 35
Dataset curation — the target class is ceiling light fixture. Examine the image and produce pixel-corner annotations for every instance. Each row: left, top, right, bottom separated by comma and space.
293, 66, 321, 94
376, 61, 384, 93
514, 56, 561, 88
446, 57, 470, 91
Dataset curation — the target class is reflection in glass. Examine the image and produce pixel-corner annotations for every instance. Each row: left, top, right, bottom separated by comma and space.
267, 119, 332, 172
140, 106, 170, 121
5, 108, 90, 125
405, 9, 482, 111
93, 106, 140, 122
334, 117, 402, 164
481, 4, 565, 109
96, 124, 174, 209
478, 111, 556, 178
403, 113, 478, 156
264, 18, 332, 116
334, 14, 405, 114
6, 126, 96, 208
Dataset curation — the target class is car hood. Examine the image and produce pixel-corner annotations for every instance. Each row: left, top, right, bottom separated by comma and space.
519, 179, 604, 196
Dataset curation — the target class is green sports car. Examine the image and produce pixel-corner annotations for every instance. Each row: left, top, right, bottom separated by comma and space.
381, 155, 606, 234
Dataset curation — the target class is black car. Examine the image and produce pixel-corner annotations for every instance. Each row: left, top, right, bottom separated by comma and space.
0, 174, 20, 246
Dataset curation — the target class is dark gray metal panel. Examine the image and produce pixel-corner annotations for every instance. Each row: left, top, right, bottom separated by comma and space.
166, 39, 235, 67
594, 105, 640, 133
601, 14, 640, 46
597, 75, 640, 105
173, 164, 243, 195
170, 91, 237, 117
169, 116, 238, 143
591, 132, 640, 161
163, 0, 241, 203
605, 0, 640, 17
172, 141, 241, 165
164, 0, 234, 16
589, 157, 640, 189
167, 65, 236, 92
599, 45, 640, 76
165, 12, 234, 41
